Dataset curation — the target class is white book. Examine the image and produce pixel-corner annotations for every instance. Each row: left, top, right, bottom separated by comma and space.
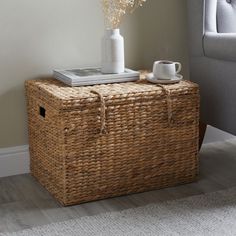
53, 68, 140, 87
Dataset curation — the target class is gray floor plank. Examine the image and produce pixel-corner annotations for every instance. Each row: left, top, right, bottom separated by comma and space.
0, 200, 50, 233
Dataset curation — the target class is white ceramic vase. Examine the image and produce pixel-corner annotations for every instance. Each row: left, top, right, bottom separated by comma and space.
101, 28, 125, 74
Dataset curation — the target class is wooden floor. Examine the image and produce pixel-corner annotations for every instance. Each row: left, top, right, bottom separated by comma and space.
1, 139, 236, 234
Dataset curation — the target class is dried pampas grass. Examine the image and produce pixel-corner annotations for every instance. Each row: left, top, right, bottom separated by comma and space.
101, 0, 146, 29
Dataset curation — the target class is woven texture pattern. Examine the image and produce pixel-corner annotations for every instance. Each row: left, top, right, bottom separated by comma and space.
25, 73, 200, 206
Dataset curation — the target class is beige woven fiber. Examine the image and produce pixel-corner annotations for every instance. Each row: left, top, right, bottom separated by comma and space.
25, 72, 200, 206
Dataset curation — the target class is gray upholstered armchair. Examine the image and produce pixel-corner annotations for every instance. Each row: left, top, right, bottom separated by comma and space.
187, 0, 236, 135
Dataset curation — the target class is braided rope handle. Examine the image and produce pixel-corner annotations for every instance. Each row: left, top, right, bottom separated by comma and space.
156, 84, 173, 126
91, 90, 107, 135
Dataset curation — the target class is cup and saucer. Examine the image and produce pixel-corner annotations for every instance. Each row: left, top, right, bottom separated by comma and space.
146, 60, 183, 84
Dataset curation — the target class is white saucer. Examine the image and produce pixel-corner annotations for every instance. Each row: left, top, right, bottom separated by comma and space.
146, 73, 183, 84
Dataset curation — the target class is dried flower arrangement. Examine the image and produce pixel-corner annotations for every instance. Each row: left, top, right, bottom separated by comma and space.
101, 0, 147, 29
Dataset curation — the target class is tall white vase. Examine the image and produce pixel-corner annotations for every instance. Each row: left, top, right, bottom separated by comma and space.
101, 29, 125, 74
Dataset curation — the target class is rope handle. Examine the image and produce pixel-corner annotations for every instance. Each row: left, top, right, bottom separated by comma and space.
156, 84, 173, 126
91, 90, 107, 135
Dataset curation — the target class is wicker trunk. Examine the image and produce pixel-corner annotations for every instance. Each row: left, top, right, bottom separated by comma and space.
25, 74, 200, 206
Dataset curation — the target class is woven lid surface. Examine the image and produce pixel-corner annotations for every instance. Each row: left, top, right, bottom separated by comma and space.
25, 73, 198, 101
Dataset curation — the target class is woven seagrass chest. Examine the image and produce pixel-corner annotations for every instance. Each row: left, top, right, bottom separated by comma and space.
25, 74, 200, 206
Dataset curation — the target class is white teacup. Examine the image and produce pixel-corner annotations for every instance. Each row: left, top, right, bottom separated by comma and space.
153, 60, 182, 80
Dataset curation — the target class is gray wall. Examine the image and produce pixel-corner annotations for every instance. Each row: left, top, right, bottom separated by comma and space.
0, 0, 190, 148
138, 0, 189, 78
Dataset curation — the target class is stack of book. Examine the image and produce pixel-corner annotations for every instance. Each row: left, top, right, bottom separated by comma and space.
53, 68, 140, 87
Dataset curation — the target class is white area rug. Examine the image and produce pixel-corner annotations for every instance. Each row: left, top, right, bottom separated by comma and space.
2, 187, 236, 236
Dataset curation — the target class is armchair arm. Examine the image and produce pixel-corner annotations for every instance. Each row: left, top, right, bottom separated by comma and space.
204, 32, 236, 62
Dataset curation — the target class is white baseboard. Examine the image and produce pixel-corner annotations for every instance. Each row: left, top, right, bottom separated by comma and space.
0, 145, 30, 178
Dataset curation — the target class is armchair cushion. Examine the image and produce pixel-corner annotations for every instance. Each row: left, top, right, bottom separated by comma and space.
204, 32, 236, 61
217, 0, 236, 33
